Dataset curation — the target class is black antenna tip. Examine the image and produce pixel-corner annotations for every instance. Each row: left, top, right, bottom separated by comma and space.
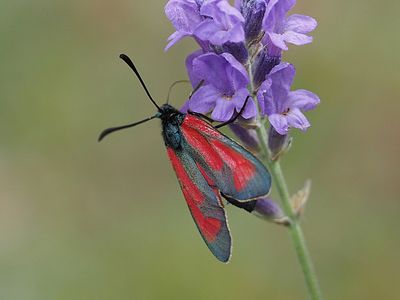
117, 53, 160, 110
119, 54, 134, 68
98, 128, 112, 142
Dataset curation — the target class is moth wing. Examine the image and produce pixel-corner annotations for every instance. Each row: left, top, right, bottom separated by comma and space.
181, 115, 271, 202
167, 146, 232, 263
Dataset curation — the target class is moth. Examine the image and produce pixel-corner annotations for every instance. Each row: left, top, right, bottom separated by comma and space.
99, 54, 271, 262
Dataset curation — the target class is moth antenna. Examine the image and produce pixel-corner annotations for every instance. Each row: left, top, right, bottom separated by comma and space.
98, 114, 159, 142
119, 54, 160, 110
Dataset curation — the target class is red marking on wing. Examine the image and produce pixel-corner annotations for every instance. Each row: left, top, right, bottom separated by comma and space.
211, 140, 256, 192
184, 115, 221, 138
167, 148, 221, 242
168, 148, 204, 205
196, 162, 214, 186
181, 119, 224, 172
196, 162, 224, 208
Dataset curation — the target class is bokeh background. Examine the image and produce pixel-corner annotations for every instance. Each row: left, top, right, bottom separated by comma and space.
1, 0, 399, 299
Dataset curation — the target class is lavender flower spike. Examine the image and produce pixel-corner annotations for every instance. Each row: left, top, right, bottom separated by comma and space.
186, 52, 257, 121
257, 63, 320, 135
194, 0, 245, 45
165, 0, 204, 50
263, 0, 317, 51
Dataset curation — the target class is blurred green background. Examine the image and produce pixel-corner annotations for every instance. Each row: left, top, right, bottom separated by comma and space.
0, 0, 399, 299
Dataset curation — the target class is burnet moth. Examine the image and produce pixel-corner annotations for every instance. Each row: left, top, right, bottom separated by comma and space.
99, 54, 272, 262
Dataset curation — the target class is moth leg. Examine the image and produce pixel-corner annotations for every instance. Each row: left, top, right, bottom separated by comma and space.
221, 192, 257, 212
215, 96, 251, 129
188, 111, 215, 123
189, 79, 205, 99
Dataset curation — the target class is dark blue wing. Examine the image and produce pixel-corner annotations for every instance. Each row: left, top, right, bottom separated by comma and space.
180, 115, 271, 202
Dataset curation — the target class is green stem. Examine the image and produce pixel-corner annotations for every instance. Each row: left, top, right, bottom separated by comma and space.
256, 124, 323, 300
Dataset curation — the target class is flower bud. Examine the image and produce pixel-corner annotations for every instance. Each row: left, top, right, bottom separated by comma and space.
229, 123, 260, 152
226, 196, 289, 225
241, 0, 266, 43
213, 42, 249, 64
268, 126, 292, 161
252, 49, 281, 88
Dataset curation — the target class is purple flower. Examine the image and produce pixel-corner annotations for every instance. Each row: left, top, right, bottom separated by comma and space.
164, 0, 204, 50
185, 52, 256, 121
263, 0, 317, 51
257, 63, 320, 134
194, 0, 245, 45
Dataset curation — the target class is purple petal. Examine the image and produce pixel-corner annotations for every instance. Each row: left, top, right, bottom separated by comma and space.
221, 53, 249, 90
269, 61, 292, 74
269, 62, 295, 89
201, 0, 244, 24
234, 0, 242, 10
185, 49, 205, 87
192, 53, 232, 92
285, 14, 317, 34
225, 22, 246, 44
269, 114, 289, 135
266, 32, 288, 50
263, 0, 294, 31
188, 85, 220, 113
192, 53, 249, 96
165, 31, 188, 51
256, 78, 273, 115
267, 63, 295, 112
164, 0, 204, 49
194, 20, 222, 43
196, 20, 244, 46
165, 0, 203, 33
273, 0, 296, 14
211, 97, 236, 121
209, 30, 231, 45
286, 108, 310, 131
287, 89, 320, 111
197, 0, 245, 45
264, 0, 280, 16
283, 30, 313, 45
